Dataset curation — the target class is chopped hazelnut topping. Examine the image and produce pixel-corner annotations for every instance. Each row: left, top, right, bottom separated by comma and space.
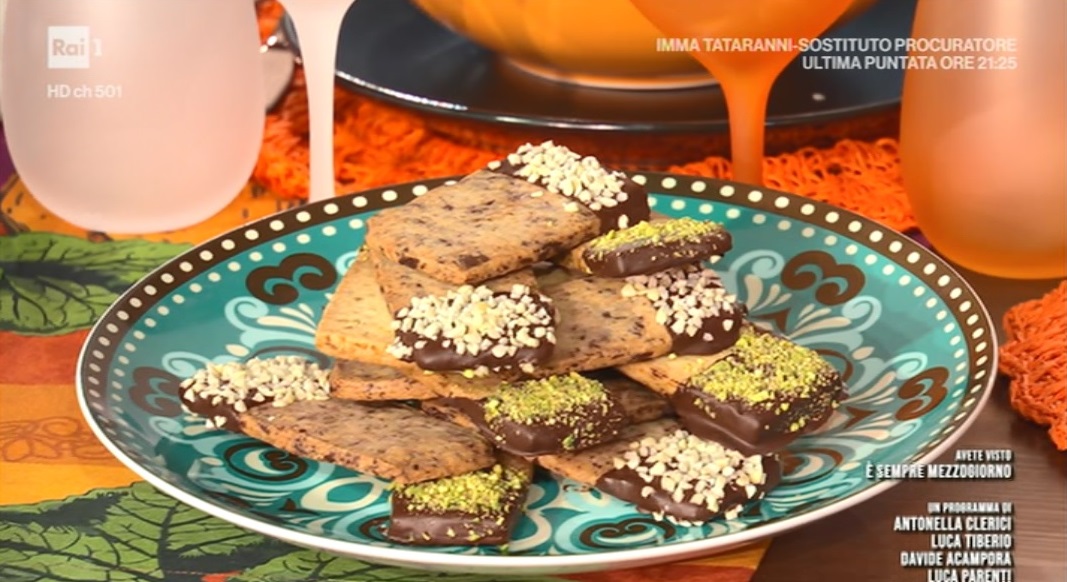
614, 429, 767, 520
387, 284, 556, 372
494, 141, 634, 215
179, 356, 331, 429
622, 265, 741, 340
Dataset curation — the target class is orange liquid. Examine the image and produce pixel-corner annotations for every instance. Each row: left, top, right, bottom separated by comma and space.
629, 0, 852, 184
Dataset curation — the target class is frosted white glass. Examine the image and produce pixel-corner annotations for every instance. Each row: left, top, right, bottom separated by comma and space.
0, 0, 265, 233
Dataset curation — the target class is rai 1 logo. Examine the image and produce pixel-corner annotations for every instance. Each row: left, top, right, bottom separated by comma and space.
47, 26, 102, 69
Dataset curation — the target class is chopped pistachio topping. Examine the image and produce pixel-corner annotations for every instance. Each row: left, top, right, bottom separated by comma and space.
483, 373, 610, 424
397, 464, 526, 516
585, 218, 724, 257
689, 328, 839, 409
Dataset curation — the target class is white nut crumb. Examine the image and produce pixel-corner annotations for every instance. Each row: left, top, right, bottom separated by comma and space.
606, 428, 770, 523
622, 265, 741, 346
179, 356, 332, 425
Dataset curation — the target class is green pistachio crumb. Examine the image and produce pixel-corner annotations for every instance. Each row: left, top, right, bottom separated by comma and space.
396, 464, 527, 516
483, 373, 609, 424
585, 217, 724, 257
689, 328, 838, 409
562, 434, 577, 450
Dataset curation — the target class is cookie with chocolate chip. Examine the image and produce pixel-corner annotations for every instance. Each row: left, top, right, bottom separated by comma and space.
621, 264, 747, 356
527, 276, 673, 376
369, 248, 538, 316
237, 399, 496, 484
488, 141, 650, 233
422, 371, 670, 434
315, 252, 525, 396
179, 356, 331, 431
674, 327, 847, 454
315, 252, 412, 367
365, 169, 601, 286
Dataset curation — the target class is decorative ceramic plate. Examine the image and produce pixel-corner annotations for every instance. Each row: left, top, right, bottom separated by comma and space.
78, 174, 997, 576
286, 0, 917, 132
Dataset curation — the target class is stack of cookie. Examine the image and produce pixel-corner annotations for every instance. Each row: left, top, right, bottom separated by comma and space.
179, 142, 847, 547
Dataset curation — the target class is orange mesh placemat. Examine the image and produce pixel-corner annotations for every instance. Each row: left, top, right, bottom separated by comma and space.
1000, 281, 1067, 450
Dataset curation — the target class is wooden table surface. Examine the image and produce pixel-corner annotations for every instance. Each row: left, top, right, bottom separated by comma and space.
753, 268, 1066, 582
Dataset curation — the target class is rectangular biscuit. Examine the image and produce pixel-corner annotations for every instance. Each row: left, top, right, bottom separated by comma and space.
531, 276, 673, 376
558, 213, 672, 274
315, 253, 521, 385
238, 399, 495, 484
648, 327, 847, 455
329, 360, 447, 401
559, 215, 732, 278
370, 248, 538, 316
386, 454, 533, 546
315, 252, 406, 367
365, 170, 601, 285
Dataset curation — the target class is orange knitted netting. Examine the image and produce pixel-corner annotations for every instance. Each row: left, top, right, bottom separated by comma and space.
252, 73, 916, 233
1000, 281, 1067, 450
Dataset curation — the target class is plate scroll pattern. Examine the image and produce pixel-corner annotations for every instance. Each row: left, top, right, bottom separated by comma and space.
77, 174, 998, 570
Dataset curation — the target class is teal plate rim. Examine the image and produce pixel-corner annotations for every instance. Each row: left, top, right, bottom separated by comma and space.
76, 172, 999, 575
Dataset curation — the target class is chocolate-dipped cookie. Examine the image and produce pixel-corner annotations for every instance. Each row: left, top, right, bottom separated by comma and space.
179, 355, 331, 431
436, 373, 629, 457
537, 420, 780, 525
387, 284, 557, 377
622, 264, 747, 356
672, 327, 847, 455
386, 455, 532, 546
568, 217, 732, 278
488, 141, 650, 233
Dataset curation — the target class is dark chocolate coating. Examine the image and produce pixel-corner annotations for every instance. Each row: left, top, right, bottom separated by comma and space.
582, 229, 733, 278
394, 292, 556, 372
596, 455, 781, 522
180, 389, 267, 434
492, 161, 650, 234
386, 486, 526, 546
671, 374, 846, 456
670, 302, 747, 356
440, 396, 628, 457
